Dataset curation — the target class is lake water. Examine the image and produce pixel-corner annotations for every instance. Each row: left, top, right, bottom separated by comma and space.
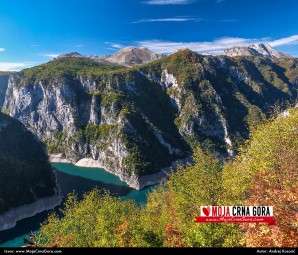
0, 163, 155, 247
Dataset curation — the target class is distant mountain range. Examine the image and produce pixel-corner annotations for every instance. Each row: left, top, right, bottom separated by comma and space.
57, 47, 164, 67
54, 43, 292, 70
224, 43, 291, 58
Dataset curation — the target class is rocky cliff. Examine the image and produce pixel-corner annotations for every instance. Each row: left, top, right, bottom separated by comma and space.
0, 74, 10, 109
2, 50, 298, 189
0, 112, 61, 230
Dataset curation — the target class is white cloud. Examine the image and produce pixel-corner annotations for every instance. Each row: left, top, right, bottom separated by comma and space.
143, 0, 196, 5
0, 48, 5, 52
270, 35, 298, 47
75, 44, 84, 48
111, 44, 124, 49
137, 37, 262, 54
133, 17, 201, 23
0, 62, 34, 71
136, 35, 298, 55
104, 42, 125, 49
39, 53, 60, 58
95, 34, 298, 56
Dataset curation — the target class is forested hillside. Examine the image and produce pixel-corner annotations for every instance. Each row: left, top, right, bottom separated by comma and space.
34, 107, 298, 247
2, 50, 298, 188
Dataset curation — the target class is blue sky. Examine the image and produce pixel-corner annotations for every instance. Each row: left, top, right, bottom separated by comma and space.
0, 0, 297, 71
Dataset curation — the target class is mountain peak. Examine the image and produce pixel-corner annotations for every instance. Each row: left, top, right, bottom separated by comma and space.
250, 43, 273, 52
101, 46, 164, 67
253, 42, 271, 47
224, 43, 291, 59
121, 46, 139, 51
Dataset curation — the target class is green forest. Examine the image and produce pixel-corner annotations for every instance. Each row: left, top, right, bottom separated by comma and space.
33, 106, 298, 247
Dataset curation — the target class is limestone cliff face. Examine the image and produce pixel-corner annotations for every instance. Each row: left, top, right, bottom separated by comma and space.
0, 75, 9, 109
4, 75, 89, 144
2, 51, 298, 189
2, 71, 189, 189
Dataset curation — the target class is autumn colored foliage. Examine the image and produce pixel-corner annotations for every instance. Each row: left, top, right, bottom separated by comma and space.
233, 108, 298, 247
35, 107, 298, 247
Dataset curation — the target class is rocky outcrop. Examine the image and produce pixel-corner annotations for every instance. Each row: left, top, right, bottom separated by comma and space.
50, 154, 72, 163
224, 43, 291, 58
3, 76, 82, 140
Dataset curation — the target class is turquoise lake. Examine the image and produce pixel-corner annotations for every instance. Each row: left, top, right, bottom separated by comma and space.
0, 163, 155, 247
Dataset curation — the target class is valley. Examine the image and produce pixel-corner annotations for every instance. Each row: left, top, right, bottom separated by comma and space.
0, 45, 297, 248
1, 0, 298, 249
1, 48, 297, 189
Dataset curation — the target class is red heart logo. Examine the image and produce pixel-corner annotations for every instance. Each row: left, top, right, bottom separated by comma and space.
202, 206, 211, 216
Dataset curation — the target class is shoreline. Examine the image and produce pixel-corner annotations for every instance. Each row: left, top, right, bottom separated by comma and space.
0, 194, 62, 231
49, 154, 72, 163
50, 154, 193, 190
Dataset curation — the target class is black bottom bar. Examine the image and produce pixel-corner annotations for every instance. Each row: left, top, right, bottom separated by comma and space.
0, 248, 297, 255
